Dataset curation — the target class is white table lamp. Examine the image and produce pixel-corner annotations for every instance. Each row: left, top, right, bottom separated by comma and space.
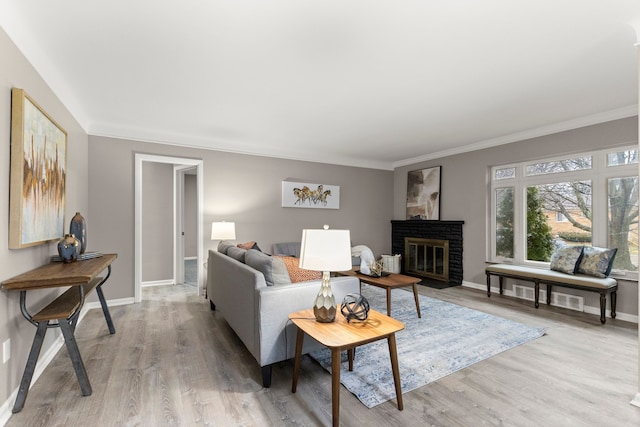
211, 221, 236, 241
299, 225, 352, 322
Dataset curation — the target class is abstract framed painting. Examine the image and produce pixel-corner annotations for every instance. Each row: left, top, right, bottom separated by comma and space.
282, 181, 340, 209
406, 166, 441, 220
9, 88, 67, 249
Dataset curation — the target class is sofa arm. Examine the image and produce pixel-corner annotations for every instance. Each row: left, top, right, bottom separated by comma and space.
255, 276, 359, 366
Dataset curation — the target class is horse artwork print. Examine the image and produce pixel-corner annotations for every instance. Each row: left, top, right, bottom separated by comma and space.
282, 181, 340, 209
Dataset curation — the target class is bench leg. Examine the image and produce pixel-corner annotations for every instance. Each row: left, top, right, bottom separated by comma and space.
599, 293, 607, 324
534, 281, 540, 308
12, 321, 47, 413
546, 285, 552, 305
59, 319, 92, 396
486, 273, 492, 297
96, 284, 116, 334
611, 291, 617, 319
498, 276, 504, 295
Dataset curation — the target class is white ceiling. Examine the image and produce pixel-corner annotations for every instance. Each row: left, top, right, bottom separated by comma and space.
1, 1, 639, 170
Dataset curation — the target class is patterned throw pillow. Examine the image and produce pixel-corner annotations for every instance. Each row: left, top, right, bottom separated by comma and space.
549, 246, 584, 275
276, 256, 323, 283
237, 241, 261, 251
576, 247, 617, 278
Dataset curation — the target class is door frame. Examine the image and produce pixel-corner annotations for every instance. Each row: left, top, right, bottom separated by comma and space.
134, 153, 204, 303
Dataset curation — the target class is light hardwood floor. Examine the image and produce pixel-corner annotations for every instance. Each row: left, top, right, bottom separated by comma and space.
5, 283, 640, 426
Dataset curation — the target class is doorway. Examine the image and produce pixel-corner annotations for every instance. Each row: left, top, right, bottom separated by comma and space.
134, 153, 204, 303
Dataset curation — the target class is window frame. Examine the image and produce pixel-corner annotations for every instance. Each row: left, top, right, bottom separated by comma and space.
489, 145, 638, 279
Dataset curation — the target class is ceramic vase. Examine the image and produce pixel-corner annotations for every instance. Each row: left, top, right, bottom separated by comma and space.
57, 234, 81, 263
69, 212, 87, 254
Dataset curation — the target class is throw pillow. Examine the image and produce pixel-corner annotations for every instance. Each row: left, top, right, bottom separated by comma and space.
217, 240, 235, 255
237, 241, 262, 251
226, 246, 247, 263
549, 246, 584, 275
276, 256, 323, 283
245, 249, 291, 286
576, 247, 617, 278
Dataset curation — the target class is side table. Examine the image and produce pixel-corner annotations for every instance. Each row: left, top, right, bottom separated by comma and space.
289, 308, 405, 427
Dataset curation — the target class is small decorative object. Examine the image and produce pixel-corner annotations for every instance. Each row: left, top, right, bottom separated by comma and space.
299, 225, 352, 323
351, 245, 376, 275
69, 212, 87, 254
340, 293, 370, 323
57, 234, 81, 263
381, 254, 402, 273
369, 260, 384, 277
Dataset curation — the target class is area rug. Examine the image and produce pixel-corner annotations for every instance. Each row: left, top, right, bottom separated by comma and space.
309, 285, 545, 408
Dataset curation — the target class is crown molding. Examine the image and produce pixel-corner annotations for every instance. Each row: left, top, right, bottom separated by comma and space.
392, 105, 638, 168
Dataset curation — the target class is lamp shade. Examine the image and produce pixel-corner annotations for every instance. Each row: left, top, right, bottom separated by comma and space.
299, 226, 352, 272
211, 221, 236, 240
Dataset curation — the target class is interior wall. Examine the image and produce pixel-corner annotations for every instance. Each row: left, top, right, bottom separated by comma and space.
88, 135, 394, 300
393, 116, 639, 317
184, 174, 198, 258
141, 162, 174, 282
0, 28, 89, 408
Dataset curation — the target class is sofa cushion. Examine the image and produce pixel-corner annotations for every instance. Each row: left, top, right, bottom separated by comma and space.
276, 256, 323, 283
576, 247, 617, 278
218, 240, 235, 254
227, 246, 247, 263
246, 249, 291, 286
549, 245, 584, 275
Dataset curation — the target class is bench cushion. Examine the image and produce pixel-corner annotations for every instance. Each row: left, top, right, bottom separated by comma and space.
486, 264, 616, 290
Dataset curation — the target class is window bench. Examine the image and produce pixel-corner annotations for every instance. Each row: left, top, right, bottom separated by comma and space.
485, 264, 617, 324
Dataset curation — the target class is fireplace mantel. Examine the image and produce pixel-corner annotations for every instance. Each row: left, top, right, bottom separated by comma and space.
391, 220, 464, 285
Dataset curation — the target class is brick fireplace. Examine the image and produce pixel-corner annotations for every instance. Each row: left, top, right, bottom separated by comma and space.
391, 220, 464, 285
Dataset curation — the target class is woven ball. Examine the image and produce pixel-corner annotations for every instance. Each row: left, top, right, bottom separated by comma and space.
340, 293, 370, 323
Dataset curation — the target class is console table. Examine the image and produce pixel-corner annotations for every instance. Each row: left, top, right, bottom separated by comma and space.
1, 253, 118, 412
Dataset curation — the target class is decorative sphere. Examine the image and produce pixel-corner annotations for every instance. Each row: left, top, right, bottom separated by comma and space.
340, 293, 370, 323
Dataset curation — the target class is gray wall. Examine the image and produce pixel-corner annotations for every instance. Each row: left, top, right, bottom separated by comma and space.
88, 135, 394, 300
394, 116, 639, 317
0, 28, 89, 406
141, 162, 174, 282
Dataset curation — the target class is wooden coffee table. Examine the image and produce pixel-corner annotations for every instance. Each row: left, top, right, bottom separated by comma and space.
290, 308, 404, 427
338, 268, 422, 318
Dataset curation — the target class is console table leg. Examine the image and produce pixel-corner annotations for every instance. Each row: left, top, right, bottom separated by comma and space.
59, 319, 92, 396
96, 284, 115, 334
12, 321, 47, 413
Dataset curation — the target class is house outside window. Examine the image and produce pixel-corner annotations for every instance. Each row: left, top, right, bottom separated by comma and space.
490, 146, 638, 278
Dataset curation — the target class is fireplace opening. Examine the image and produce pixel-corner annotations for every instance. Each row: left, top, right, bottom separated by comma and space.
404, 237, 449, 282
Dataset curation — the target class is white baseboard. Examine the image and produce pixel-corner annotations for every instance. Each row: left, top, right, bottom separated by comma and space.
141, 279, 174, 288
0, 297, 135, 427
461, 281, 638, 324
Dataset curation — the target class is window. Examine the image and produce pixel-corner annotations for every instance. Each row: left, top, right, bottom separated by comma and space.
490, 146, 638, 277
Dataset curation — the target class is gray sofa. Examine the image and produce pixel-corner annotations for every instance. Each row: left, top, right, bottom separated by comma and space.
207, 246, 359, 387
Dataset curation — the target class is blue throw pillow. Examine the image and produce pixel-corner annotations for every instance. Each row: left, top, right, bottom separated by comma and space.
576, 247, 617, 278
549, 246, 584, 275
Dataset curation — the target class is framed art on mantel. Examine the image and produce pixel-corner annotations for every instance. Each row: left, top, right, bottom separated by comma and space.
282, 181, 340, 209
9, 88, 67, 249
406, 166, 441, 220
